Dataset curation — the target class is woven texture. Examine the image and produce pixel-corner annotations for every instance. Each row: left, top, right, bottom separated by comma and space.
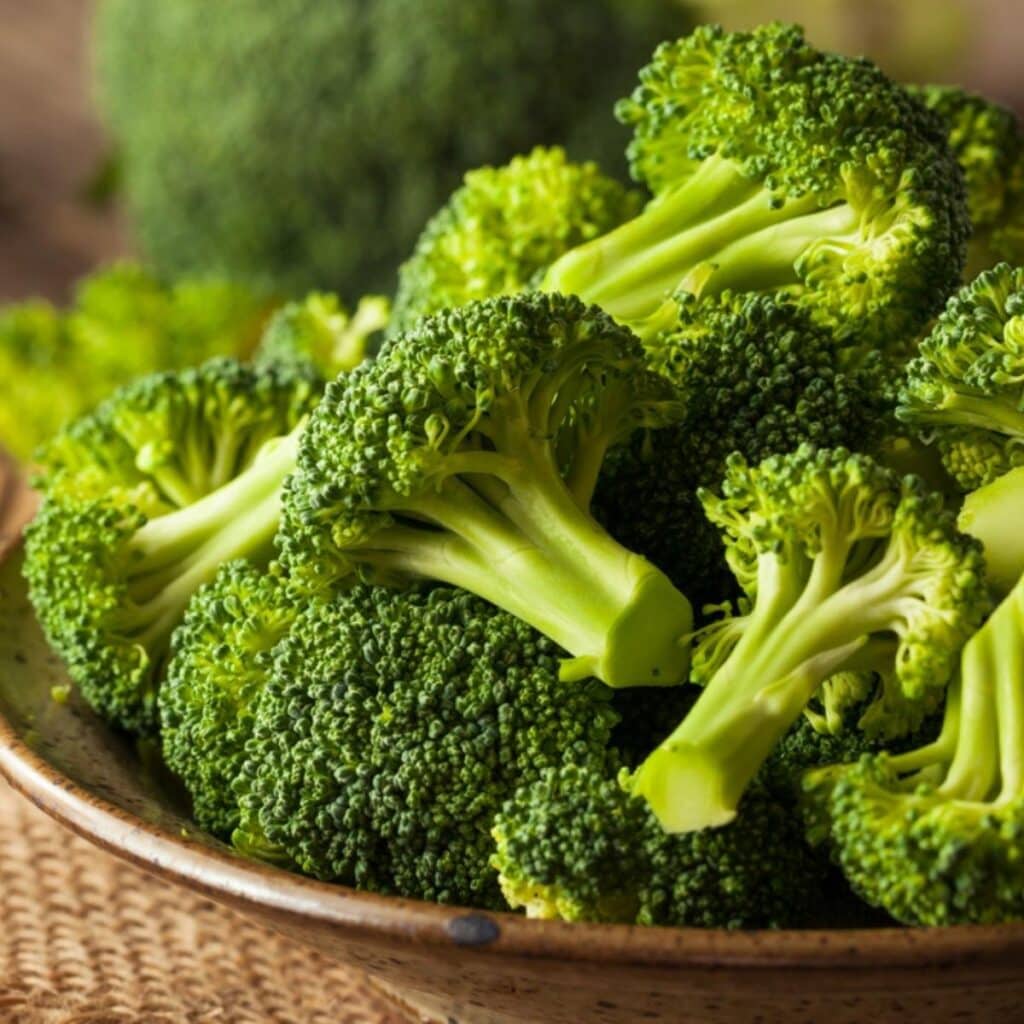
0, 780, 404, 1024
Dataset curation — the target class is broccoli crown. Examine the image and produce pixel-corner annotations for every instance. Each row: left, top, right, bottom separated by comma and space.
161, 560, 302, 835
542, 22, 968, 349
908, 84, 1024, 275
254, 293, 389, 379
898, 263, 1024, 491
628, 445, 989, 835
593, 292, 886, 605
492, 761, 824, 927
94, 0, 687, 296
23, 359, 314, 734
803, 576, 1024, 925
279, 292, 694, 690
235, 584, 619, 908
391, 147, 644, 332
0, 263, 271, 462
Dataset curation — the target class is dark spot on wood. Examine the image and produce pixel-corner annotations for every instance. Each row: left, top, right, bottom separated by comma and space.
446, 913, 500, 947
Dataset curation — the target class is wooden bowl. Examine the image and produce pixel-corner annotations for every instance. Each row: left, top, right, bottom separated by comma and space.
1, 466, 1023, 1024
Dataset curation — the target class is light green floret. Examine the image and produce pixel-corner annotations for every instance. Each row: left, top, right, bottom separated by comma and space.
803, 575, 1024, 926
392, 147, 643, 331
541, 23, 968, 350
254, 293, 390, 378
627, 445, 989, 834
279, 292, 693, 690
161, 560, 304, 836
23, 359, 316, 735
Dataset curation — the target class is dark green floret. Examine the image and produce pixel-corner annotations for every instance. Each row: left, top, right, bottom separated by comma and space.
593, 291, 886, 604
279, 292, 694, 689
392, 147, 643, 332
254, 293, 389, 379
235, 584, 619, 907
492, 761, 823, 927
541, 23, 968, 350
23, 359, 316, 734
804, 575, 1024, 926
161, 560, 304, 835
627, 446, 989, 834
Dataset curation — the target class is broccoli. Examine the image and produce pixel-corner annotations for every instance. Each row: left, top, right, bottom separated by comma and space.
897, 263, 1024, 592
161, 560, 303, 835
234, 584, 619, 908
254, 293, 389, 378
279, 293, 694, 689
391, 147, 644, 333
907, 85, 1024, 276
94, 0, 688, 297
0, 263, 271, 461
492, 761, 824, 927
540, 23, 967, 351
627, 445, 989, 834
592, 291, 886, 606
803, 574, 1024, 926
23, 359, 316, 734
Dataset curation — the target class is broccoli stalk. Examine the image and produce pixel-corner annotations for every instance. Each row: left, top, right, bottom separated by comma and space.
628, 446, 989, 834
803, 575, 1024, 925
280, 293, 694, 689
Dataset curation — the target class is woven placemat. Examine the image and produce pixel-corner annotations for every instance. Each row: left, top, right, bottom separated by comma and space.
0, 779, 405, 1023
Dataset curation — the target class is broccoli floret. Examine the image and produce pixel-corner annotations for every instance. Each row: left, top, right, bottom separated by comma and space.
592, 292, 886, 605
23, 359, 316, 734
392, 148, 644, 333
492, 761, 824, 927
254, 293, 389, 378
907, 85, 1024, 276
541, 23, 967, 350
94, 0, 688, 296
234, 584, 619, 908
897, 264, 1024, 593
0, 263, 271, 461
161, 560, 303, 835
279, 293, 694, 689
627, 445, 989, 834
803, 575, 1024, 925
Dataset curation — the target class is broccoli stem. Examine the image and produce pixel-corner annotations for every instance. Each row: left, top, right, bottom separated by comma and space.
959, 466, 1024, 595
907, 393, 1024, 436
541, 155, 831, 323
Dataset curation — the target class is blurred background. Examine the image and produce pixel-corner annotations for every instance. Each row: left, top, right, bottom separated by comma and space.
1, 0, 1022, 303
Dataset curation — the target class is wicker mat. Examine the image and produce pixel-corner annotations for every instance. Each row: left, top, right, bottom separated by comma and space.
0, 780, 404, 1024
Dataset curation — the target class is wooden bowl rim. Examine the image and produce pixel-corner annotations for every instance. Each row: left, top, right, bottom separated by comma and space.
3, 526, 1024, 972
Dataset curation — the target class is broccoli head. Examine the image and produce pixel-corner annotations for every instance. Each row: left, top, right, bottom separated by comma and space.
254, 293, 389, 379
279, 293, 694, 689
628, 445, 989, 834
392, 147, 643, 332
23, 359, 315, 734
804, 574, 1024, 925
492, 761, 824, 927
94, 0, 688, 296
234, 584, 619, 908
908, 85, 1024, 276
542, 23, 968, 350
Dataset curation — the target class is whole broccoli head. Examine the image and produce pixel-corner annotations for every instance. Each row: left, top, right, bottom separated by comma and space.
279, 292, 694, 689
908, 85, 1024, 276
542, 23, 968, 350
0, 263, 271, 461
593, 292, 886, 606
254, 293, 389, 380
804, 574, 1024, 926
93, 0, 688, 297
24, 359, 316, 734
161, 560, 304, 836
627, 445, 989, 835
492, 761, 824, 927
392, 147, 644, 332
234, 584, 619, 908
